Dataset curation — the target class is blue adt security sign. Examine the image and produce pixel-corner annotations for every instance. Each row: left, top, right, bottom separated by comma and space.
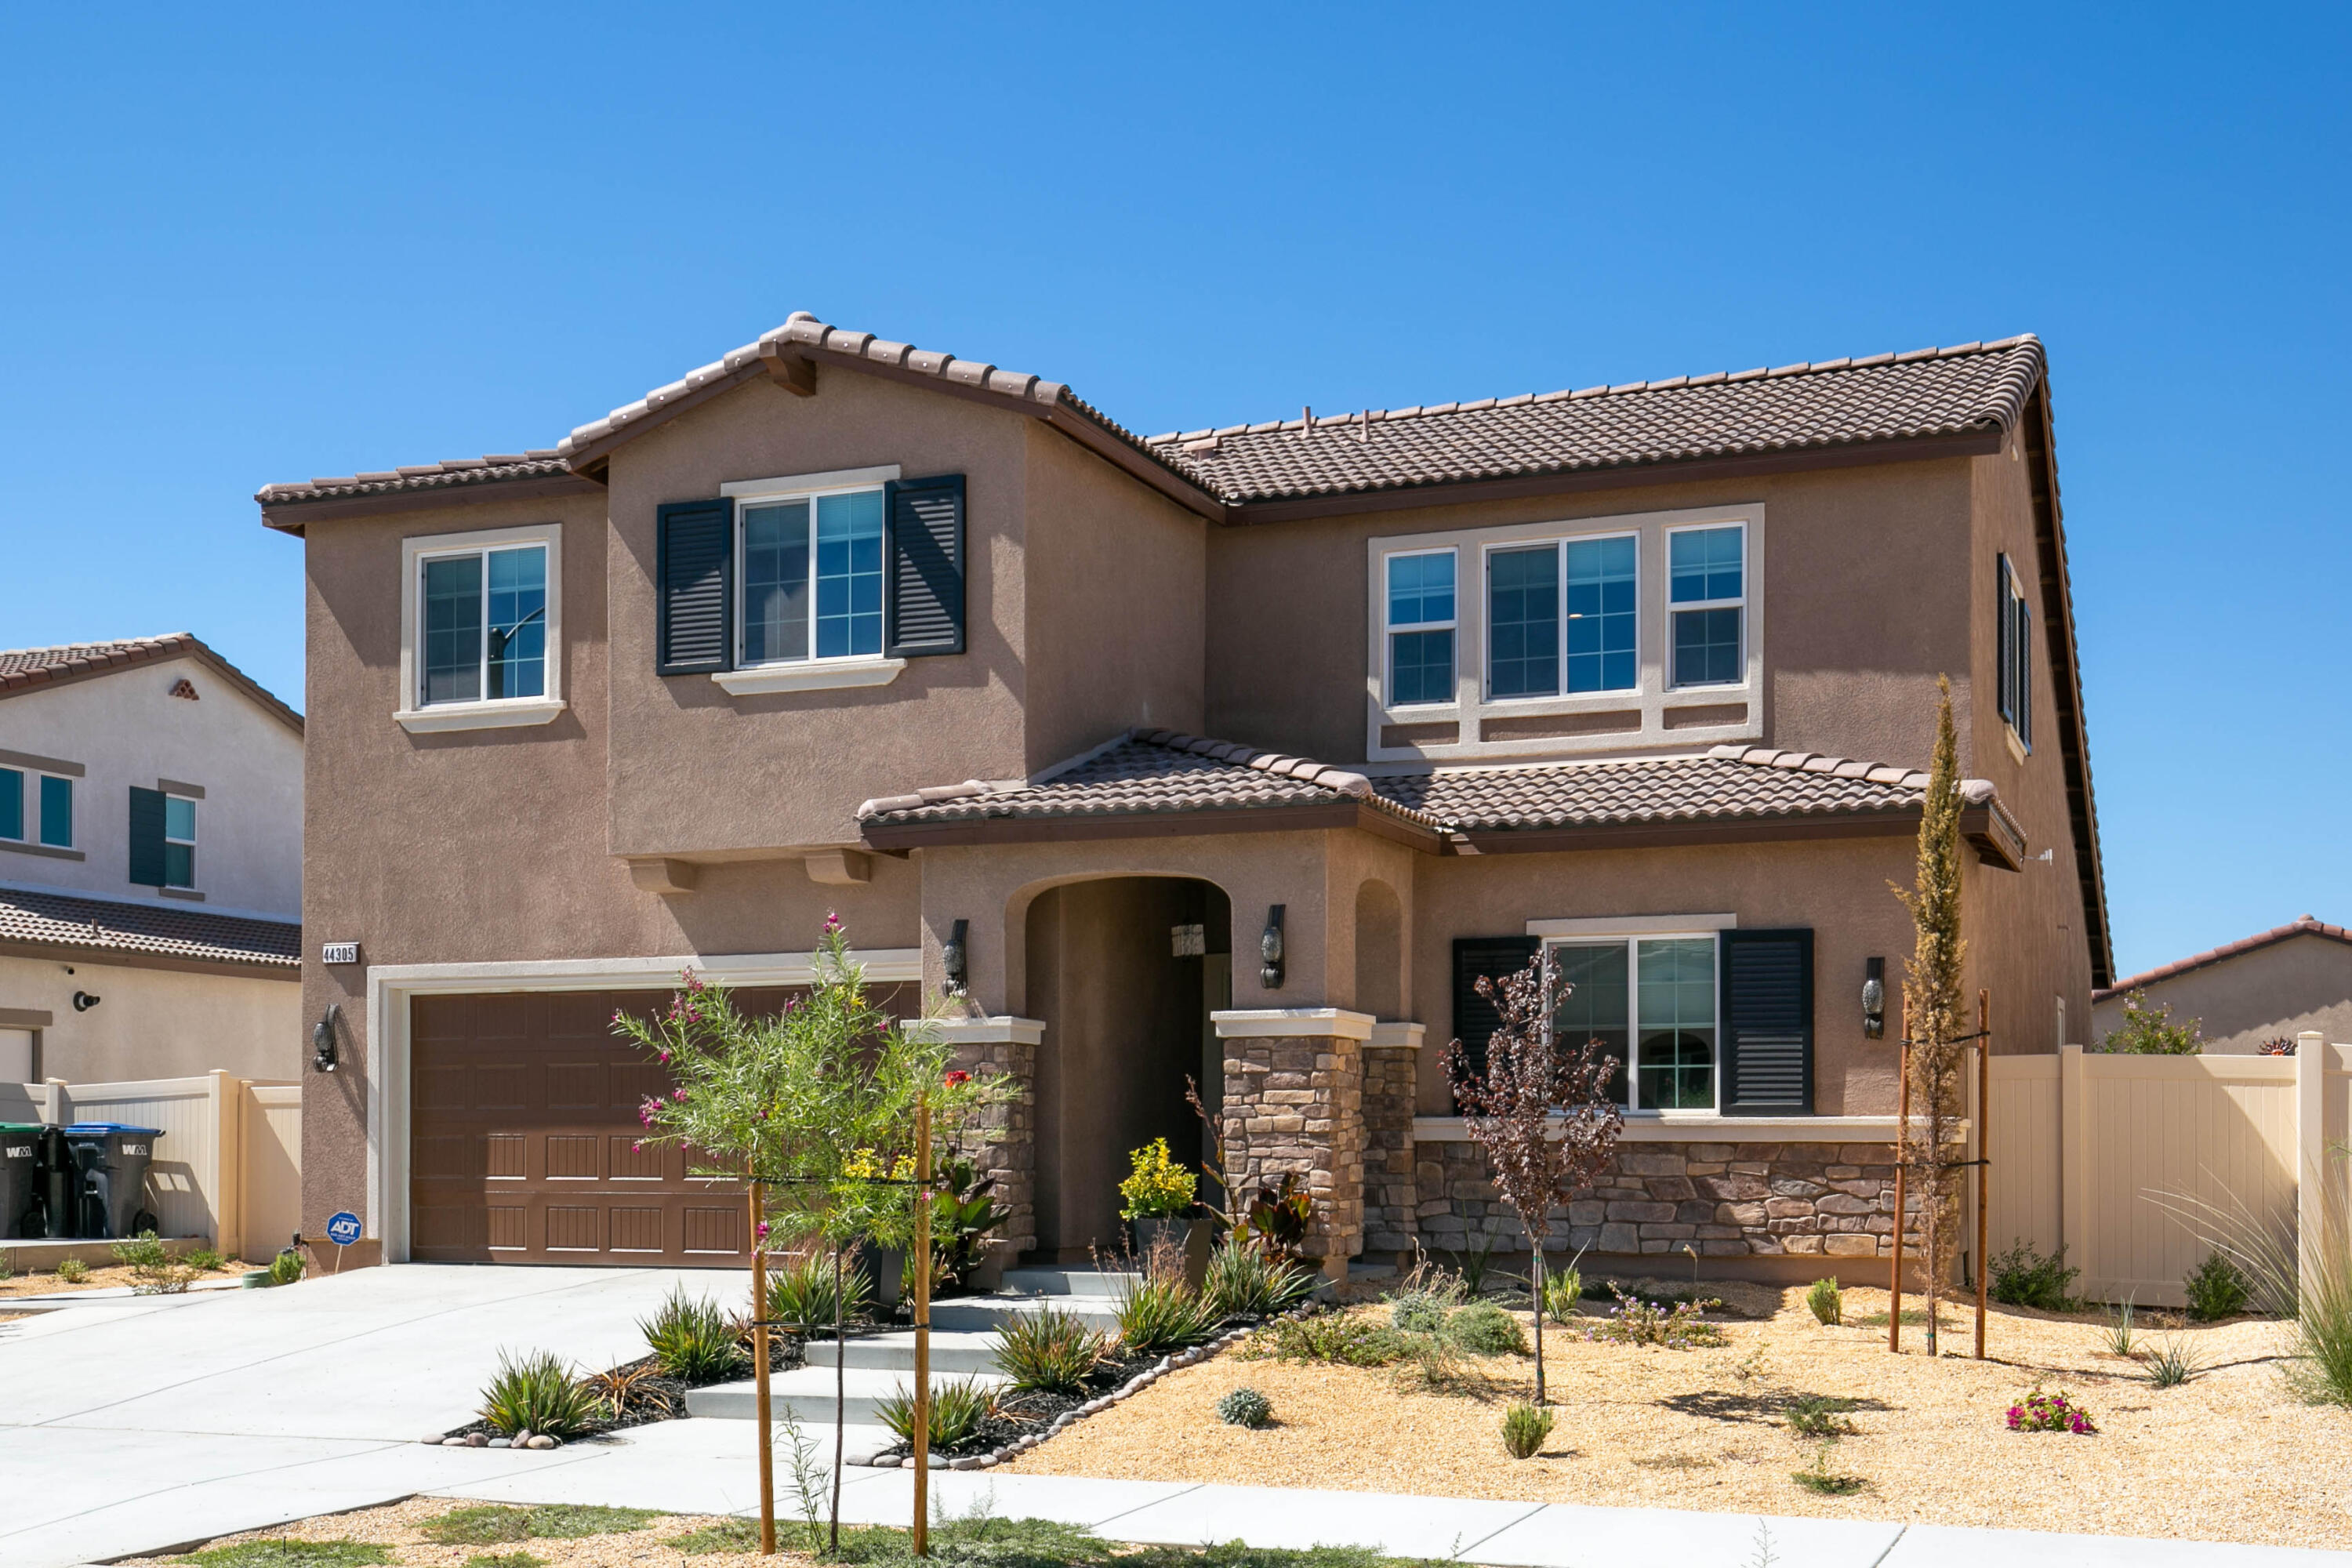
325, 1211, 362, 1247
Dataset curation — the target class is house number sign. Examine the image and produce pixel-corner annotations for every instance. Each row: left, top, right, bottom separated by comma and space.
321, 942, 361, 966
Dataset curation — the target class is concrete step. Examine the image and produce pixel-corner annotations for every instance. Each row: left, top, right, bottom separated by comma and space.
1000, 1266, 1138, 1299
802, 1328, 1005, 1374
927, 1297, 1120, 1334
688, 1365, 1011, 1425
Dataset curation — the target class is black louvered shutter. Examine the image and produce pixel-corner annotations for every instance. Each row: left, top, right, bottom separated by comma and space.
1996, 555, 2017, 729
128, 786, 167, 887
884, 474, 966, 658
1720, 927, 1814, 1114
1451, 936, 1541, 1098
656, 499, 732, 675
2015, 593, 2034, 748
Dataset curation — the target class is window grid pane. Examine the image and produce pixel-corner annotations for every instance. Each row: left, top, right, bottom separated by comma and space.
1672, 607, 1741, 686
1550, 942, 1630, 1106
0, 769, 20, 840
1388, 629, 1454, 706
1669, 526, 1743, 604
742, 500, 812, 664
1565, 536, 1638, 693
1487, 546, 1560, 699
1635, 938, 1716, 1110
1387, 552, 1454, 627
485, 546, 547, 700
164, 796, 197, 842
37, 775, 71, 848
163, 842, 195, 888
815, 491, 884, 659
421, 555, 483, 705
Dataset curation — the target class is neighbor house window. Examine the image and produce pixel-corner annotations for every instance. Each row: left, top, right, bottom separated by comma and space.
1385, 549, 1457, 706
1669, 524, 1744, 687
1998, 554, 2032, 750
162, 794, 197, 889
0, 768, 73, 848
419, 543, 547, 706
739, 488, 885, 665
1545, 932, 1719, 1111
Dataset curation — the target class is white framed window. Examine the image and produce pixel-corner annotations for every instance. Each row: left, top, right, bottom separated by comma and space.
738, 485, 885, 667
162, 793, 198, 889
0, 766, 74, 849
1385, 548, 1457, 706
397, 522, 565, 733
1544, 929, 1722, 1112
1667, 521, 1745, 688
1481, 532, 1641, 701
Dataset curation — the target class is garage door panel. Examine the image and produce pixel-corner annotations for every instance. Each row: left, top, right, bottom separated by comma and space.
610, 1137, 662, 1180
546, 1062, 606, 1110
545, 1206, 601, 1252
683, 1206, 742, 1254
545, 1134, 601, 1180
486, 1206, 528, 1250
545, 991, 619, 1040
611, 1207, 664, 1252
474, 1063, 528, 1111
485, 1132, 527, 1180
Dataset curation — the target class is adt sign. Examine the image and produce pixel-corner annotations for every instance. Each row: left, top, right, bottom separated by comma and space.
325, 1211, 363, 1247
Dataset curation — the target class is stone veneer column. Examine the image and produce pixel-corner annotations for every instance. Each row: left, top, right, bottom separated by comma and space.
1359, 1022, 1425, 1261
931, 1016, 1044, 1259
1212, 1007, 1375, 1279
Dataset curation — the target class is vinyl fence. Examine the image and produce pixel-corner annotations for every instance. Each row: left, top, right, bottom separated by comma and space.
4, 1072, 301, 1263
1985, 1034, 2339, 1307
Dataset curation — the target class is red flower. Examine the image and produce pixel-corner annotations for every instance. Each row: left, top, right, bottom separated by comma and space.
944, 1070, 971, 1087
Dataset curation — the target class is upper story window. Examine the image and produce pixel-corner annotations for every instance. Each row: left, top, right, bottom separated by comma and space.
397, 522, 565, 734
1366, 504, 1763, 760
740, 487, 885, 666
1997, 553, 2033, 751
0, 766, 73, 849
162, 793, 198, 889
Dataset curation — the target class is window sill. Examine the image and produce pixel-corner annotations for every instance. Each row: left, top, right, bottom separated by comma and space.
713, 658, 906, 696
1414, 1113, 1917, 1143
156, 887, 205, 902
394, 699, 568, 734
2005, 725, 2029, 765
0, 839, 84, 862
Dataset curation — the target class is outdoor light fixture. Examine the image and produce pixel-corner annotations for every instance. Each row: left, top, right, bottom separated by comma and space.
1259, 905, 1286, 990
71, 990, 102, 1012
311, 1003, 342, 1073
1863, 956, 1886, 1040
942, 920, 969, 996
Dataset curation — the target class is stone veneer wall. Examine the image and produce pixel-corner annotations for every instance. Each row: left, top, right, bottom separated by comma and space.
1221, 1032, 1366, 1263
1421, 1139, 1922, 1258
946, 1034, 1037, 1257
1360, 1044, 1420, 1257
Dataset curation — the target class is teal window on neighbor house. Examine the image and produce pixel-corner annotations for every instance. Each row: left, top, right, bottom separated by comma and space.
163, 794, 197, 889
5, 769, 76, 848
38, 775, 70, 847
739, 488, 884, 663
1546, 932, 1719, 1111
0, 768, 18, 841
1669, 524, 1744, 688
1385, 549, 1456, 706
421, 544, 546, 705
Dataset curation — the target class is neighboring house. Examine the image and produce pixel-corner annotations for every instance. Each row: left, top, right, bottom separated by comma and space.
258, 313, 2107, 1280
2092, 916, 2352, 1054
0, 635, 303, 1085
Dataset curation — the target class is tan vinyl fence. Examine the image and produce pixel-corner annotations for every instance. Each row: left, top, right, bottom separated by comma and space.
1985, 1035, 2338, 1307
5, 1072, 301, 1264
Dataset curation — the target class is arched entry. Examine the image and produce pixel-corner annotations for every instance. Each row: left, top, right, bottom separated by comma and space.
1022, 877, 1232, 1261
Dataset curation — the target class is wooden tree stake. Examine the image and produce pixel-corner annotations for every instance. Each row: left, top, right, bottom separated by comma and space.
912, 1094, 933, 1557
1976, 989, 1991, 1361
751, 1178, 775, 1554
1891, 987, 1910, 1354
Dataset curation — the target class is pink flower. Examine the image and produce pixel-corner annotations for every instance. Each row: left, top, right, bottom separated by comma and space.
757, 1221, 770, 1239
686, 970, 705, 994
631, 1140, 644, 1152
944, 1070, 971, 1087
823, 911, 843, 934
659, 1051, 671, 1065
638, 1099, 657, 1127
671, 1087, 688, 1102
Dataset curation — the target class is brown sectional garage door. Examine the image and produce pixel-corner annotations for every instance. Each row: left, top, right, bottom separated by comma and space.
410, 987, 793, 1265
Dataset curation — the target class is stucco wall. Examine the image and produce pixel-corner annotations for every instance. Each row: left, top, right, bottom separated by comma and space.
0, 653, 303, 918
2090, 935, 2352, 1053
0, 952, 298, 1082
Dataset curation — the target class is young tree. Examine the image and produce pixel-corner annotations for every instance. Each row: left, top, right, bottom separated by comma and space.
1443, 950, 1624, 1404
2099, 990, 2204, 1055
1892, 677, 1968, 1356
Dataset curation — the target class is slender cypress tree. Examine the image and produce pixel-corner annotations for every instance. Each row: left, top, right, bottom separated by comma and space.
1893, 676, 1967, 1356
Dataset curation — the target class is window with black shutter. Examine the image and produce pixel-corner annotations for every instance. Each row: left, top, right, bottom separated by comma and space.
1719, 927, 1814, 1114
127, 786, 168, 888
1450, 935, 1541, 1097
885, 474, 966, 658
1998, 554, 2032, 751
656, 499, 732, 675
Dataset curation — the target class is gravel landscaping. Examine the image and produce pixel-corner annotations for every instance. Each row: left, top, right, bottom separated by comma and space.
0, 1256, 246, 1297
998, 1283, 2352, 1551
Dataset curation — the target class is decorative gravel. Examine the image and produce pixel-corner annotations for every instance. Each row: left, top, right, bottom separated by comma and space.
998, 1284, 2352, 1551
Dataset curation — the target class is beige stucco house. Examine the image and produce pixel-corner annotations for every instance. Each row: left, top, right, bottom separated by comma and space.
2092, 916, 2352, 1054
258, 313, 2107, 1282
0, 634, 303, 1086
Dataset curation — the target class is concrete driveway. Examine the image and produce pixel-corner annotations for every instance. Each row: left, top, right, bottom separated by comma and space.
0, 1263, 753, 1568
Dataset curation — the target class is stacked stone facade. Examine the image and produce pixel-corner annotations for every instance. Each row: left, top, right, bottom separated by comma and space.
1219, 1029, 1366, 1264
945, 1030, 1037, 1257
1420, 1138, 1921, 1259
1359, 1041, 1420, 1256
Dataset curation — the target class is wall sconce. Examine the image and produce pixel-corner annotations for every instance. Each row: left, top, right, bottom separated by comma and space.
1259, 905, 1285, 990
1862, 956, 1886, 1040
942, 920, 969, 996
71, 990, 103, 1012
311, 1002, 342, 1073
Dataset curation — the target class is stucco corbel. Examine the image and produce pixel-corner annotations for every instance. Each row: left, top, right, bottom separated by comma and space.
804, 848, 873, 886
626, 858, 699, 895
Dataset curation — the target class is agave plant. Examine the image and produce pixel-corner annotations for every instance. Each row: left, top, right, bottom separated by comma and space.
993, 1305, 1109, 1393
478, 1349, 604, 1438
877, 1375, 996, 1450
640, 1285, 746, 1383
1202, 1234, 1320, 1320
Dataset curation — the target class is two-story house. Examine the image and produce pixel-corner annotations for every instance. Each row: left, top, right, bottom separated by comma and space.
0, 634, 303, 1085
259, 314, 2105, 1281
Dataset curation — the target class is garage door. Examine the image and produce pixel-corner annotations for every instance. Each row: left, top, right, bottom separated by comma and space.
409, 987, 795, 1266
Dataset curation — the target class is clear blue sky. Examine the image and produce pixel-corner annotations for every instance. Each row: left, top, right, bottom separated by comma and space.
1, 5, 2344, 979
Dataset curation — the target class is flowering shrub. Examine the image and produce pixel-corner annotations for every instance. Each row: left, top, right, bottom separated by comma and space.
1584, 1288, 1726, 1348
1119, 1137, 1198, 1220
2007, 1387, 2096, 1434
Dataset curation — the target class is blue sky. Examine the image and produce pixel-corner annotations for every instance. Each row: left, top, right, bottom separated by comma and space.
0, 5, 2344, 978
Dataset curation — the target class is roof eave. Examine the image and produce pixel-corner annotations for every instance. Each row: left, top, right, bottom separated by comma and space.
1447, 804, 2022, 862
0, 935, 300, 980
260, 470, 605, 532
0, 635, 303, 738
860, 799, 1433, 852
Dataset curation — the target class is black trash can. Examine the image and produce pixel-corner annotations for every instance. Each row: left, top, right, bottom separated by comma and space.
62, 1123, 163, 1240
34, 1125, 70, 1238
0, 1122, 42, 1240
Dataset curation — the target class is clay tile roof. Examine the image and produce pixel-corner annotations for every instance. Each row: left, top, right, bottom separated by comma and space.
256, 451, 569, 506
2095, 916, 2352, 1002
0, 633, 303, 735
0, 887, 299, 971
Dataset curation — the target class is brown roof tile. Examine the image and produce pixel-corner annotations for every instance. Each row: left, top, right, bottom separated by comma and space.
2094, 916, 2352, 1002
0, 633, 303, 735
0, 887, 299, 971
254, 451, 569, 506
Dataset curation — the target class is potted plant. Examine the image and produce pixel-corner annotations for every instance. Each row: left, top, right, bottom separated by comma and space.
1120, 1138, 1200, 1261
840, 1146, 915, 1311
930, 1157, 1011, 1294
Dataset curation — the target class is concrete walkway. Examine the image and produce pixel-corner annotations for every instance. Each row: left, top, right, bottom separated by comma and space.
2, 1267, 2344, 1568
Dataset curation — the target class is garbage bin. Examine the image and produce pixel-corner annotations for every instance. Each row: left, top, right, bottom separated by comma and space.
61, 1123, 162, 1240
0, 1123, 43, 1240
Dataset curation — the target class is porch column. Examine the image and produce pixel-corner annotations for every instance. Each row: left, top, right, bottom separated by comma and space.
1360, 1022, 1424, 1263
1212, 1007, 1375, 1279
931, 1016, 1044, 1260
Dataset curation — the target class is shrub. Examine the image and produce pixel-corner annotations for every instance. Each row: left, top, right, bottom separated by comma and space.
1114, 1272, 1221, 1356
172, 1544, 394, 1566
1119, 1138, 1197, 1220
1784, 1395, 1858, 1439
1540, 1265, 1583, 1326
1805, 1278, 1842, 1327
877, 1375, 996, 1450
1203, 1235, 1321, 1319
1388, 1290, 1449, 1334
1499, 1400, 1554, 1459
183, 1247, 227, 1272
1584, 1289, 1725, 1349
2098, 990, 2202, 1054
421, 1505, 659, 1545
640, 1285, 746, 1383
1248, 1311, 1408, 1367
1988, 1239, 2080, 1312
477, 1350, 605, 1439
267, 1248, 306, 1287
2185, 1250, 2253, 1321
113, 1231, 195, 1295
54, 1255, 89, 1285
1216, 1386, 1272, 1428
582, 1362, 672, 1421
1442, 1301, 1528, 1356
2005, 1387, 2095, 1434
2147, 1334, 2202, 1388
764, 1250, 871, 1334
993, 1306, 1109, 1393
112, 1230, 168, 1269
1791, 1448, 1865, 1495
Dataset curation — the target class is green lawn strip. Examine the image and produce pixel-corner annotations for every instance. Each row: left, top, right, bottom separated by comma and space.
822, 1518, 1447, 1568
173, 1544, 395, 1567
420, 1504, 663, 1545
